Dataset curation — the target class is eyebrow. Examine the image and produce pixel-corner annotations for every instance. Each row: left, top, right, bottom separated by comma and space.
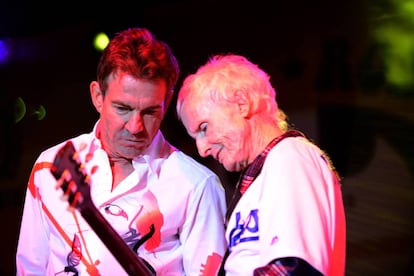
187, 121, 205, 138
112, 100, 163, 110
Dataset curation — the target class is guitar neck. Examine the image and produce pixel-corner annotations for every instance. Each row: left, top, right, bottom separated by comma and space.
51, 141, 155, 275
80, 201, 155, 276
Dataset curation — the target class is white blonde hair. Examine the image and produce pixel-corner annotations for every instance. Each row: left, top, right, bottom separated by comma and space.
177, 54, 278, 122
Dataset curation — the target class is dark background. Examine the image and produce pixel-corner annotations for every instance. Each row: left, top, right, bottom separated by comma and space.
1, 0, 413, 275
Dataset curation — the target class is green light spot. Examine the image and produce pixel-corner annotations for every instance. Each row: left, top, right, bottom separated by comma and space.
14, 97, 26, 123
33, 105, 46, 120
93, 32, 110, 52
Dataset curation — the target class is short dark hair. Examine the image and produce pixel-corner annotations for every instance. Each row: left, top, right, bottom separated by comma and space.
96, 27, 179, 98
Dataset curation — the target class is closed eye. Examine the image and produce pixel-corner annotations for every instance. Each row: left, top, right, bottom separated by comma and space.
114, 104, 132, 114
198, 122, 208, 137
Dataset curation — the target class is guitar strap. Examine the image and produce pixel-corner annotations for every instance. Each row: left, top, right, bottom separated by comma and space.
218, 130, 305, 275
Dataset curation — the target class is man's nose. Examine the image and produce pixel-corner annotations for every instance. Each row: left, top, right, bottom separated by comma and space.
196, 137, 210, 158
126, 112, 144, 134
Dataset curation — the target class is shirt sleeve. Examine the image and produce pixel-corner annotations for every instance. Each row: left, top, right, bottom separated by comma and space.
180, 174, 227, 276
16, 160, 52, 275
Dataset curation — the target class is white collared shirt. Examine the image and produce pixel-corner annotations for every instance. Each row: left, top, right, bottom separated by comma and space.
16, 121, 227, 275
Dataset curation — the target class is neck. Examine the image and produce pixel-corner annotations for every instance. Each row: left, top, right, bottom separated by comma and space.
110, 158, 134, 190
248, 119, 284, 164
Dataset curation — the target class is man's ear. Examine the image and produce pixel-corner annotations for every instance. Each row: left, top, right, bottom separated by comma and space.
90, 81, 104, 113
234, 90, 251, 118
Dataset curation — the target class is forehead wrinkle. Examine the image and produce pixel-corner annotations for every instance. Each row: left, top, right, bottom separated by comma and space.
181, 99, 202, 136
181, 85, 216, 133
182, 105, 198, 135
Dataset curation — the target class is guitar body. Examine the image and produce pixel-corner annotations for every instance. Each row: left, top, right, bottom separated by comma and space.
51, 141, 156, 276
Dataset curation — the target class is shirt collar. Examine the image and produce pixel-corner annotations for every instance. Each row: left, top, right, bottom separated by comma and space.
91, 120, 173, 178
135, 130, 174, 177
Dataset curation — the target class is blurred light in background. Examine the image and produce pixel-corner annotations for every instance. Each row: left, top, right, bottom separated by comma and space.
93, 32, 109, 52
0, 38, 12, 65
14, 97, 46, 123
371, 0, 414, 93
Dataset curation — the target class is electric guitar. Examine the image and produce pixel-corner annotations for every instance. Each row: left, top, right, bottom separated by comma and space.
50, 141, 156, 276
